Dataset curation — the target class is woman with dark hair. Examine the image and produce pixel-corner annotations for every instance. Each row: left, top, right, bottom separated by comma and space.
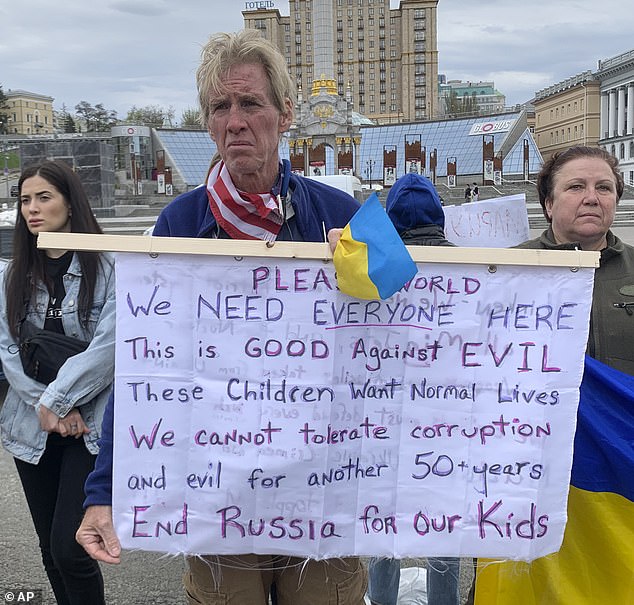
0, 160, 115, 605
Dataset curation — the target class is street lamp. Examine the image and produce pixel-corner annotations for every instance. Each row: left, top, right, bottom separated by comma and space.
3, 154, 9, 200
365, 159, 376, 188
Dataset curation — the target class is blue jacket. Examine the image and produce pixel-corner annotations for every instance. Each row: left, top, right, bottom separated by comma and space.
84, 171, 360, 506
0, 253, 116, 463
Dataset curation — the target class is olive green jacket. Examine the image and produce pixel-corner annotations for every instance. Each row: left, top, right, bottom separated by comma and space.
517, 228, 634, 375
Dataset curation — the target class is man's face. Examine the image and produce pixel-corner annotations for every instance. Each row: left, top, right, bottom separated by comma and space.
207, 62, 292, 192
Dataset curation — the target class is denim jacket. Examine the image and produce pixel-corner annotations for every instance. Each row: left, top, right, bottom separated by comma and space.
0, 252, 116, 464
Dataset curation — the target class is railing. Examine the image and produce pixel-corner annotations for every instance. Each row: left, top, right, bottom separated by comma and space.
598, 49, 634, 71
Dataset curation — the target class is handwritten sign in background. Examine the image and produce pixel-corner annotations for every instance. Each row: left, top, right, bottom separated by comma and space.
443, 194, 530, 247
113, 252, 593, 561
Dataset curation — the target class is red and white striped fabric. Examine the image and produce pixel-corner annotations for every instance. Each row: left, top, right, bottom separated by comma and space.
206, 161, 284, 241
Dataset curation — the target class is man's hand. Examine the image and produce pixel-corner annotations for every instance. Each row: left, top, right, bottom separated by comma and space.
327, 228, 344, 253
76, 505, 122, 564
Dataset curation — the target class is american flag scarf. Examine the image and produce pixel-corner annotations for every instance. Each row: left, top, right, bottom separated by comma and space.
206, 161, 284, 241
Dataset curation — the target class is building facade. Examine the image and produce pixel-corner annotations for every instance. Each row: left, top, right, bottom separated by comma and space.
596, 49, 634, 186
439, 79, 506, 117
4, 89, 55, 135
533, 72, 601, 161
18, 138, 114, 208
243, 0, 439, 124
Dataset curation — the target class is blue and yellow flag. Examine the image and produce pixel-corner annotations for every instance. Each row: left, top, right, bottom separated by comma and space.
333, 193, 417, 299
474, 355, 634, 604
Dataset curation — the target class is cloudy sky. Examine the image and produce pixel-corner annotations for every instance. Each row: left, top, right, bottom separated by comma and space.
1, 0, 631, 123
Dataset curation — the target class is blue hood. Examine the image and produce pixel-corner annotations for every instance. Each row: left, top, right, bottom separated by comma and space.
386, 173, 445, 233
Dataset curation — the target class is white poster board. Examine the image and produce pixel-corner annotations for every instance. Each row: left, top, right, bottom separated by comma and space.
443, 194, 530, 247
112, 251, 593, 561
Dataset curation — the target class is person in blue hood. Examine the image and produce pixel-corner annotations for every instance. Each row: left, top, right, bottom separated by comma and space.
385, 172, 455, 247
367, 172, 461, 605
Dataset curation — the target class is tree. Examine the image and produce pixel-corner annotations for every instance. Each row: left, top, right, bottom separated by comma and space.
57, 104, 77, 133
126, 104, 174, 128
74, 101, 118, 132
0, 85, 10, 134
443, 90, 479, 118
93, 103, 118, 131
181, 107, 203, 129
62, 113, 77, 133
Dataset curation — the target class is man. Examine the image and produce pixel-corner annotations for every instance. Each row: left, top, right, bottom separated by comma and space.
76, 30, 367, 604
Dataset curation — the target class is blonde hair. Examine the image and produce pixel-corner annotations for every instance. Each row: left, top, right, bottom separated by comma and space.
197, 30, 295, 128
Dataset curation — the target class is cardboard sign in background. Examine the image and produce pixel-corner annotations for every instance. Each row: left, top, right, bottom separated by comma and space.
443, 194, 530, 247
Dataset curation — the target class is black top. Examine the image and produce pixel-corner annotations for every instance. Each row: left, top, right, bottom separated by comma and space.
43, 251, 73, 333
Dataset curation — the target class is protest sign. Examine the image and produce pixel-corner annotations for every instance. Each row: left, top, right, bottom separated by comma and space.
443, 194, 530, 247
110, 247, 594, 561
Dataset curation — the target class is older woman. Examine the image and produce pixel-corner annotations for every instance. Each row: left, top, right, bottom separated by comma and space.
516, 145, 634, 374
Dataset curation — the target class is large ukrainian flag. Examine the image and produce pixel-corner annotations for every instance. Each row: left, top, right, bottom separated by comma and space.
333, 193, 417, 299
474, 355, 634, 604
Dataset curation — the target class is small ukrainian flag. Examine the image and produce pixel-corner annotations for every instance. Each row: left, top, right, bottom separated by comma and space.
333, 193, 418, 300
